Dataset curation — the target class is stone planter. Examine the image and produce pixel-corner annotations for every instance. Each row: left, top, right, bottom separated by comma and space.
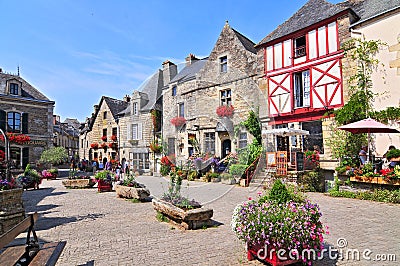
0, 188, 25, 235
115, 184, 150, 201
62, 179, 96, 189
152, 198, 213, 230
221, 178, 236, 185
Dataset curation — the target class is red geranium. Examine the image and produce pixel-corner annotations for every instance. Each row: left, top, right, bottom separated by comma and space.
91, 142, 99, 149
216, 105, 234, 117
101, 135, 107, 142
170, 116, 186, 127
111, 135, 117, 142
0, 133, 31, 144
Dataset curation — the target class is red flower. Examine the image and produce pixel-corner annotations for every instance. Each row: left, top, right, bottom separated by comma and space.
170, 116, 186, 127
101, 136, 107, 141
216, 105, 234, 117
91, 142, 99, 149
111, 135, 117, 142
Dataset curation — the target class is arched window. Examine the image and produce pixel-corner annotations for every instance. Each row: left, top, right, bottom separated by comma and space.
7, 112, 21, 132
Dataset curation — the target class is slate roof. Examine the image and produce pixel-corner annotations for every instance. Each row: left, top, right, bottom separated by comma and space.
257, 0, 350, 46
346, 0, 400, 26
0, 72, 53, 102
140, 70, 163, 111
232, 29, 257, 54
103, 96, 129, 118
169, 58, 208, 85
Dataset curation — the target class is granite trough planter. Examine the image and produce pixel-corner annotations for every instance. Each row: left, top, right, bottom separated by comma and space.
115, 184, 150, 201
62, 179, 96, 189
152, 198, 213, 230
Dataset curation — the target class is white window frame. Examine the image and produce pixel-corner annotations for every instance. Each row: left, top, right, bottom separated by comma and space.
220, 56, 227, 73
294, 70, 310, 108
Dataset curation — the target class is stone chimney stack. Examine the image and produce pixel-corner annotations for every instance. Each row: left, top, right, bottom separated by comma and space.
185, 53, 199, 66
162, 60, 177, 86
123, 95, 131, 102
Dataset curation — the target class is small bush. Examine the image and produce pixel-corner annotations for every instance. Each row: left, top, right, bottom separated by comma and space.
229, 164, 247, 177
298, 169, 325, 192
220, 173, 233, 180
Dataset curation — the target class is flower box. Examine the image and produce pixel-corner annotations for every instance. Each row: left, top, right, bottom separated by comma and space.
247, 243, 301, 266
152, 198, 213, 230
101, 136, 107, 142
62, 179, 96, 189
216, 105, 234, 117
97, 179, 112, 192
115, 184, 150, 201
350, 176, 400, 185
0, 188, 25, 235
170, 116, 186, 127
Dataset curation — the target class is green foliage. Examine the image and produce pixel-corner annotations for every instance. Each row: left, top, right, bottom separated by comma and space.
160, 164, 170, 176
39, 147, 68, 165
329, 189, 400, 204
48, 168, 58, 174
237, 139, 262, 166
187, 170, 198, 181
156, 211, 169, 222
298, 169, 325, 192
229, 164, 247, 177
267, 179, 291, 204
240, 109, 262, 144
23, 164, 41, 183
220, 173, 233, 180
94, 170, 112, 180
370, 107, 400, 124
385, 149, 400, 160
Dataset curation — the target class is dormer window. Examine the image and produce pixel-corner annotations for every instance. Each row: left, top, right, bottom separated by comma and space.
220, 56, 227, 73
294, 36, 306, 58
133, 102, 138, 115
9, 83, 19, 95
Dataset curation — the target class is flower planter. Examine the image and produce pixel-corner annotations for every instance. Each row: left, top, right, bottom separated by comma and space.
0, 188, 25, 235
247, 243, 301, 266
115, 184, 150, 201
152, 198, 213, 230
62, 179, 96, 189
97, 179, 112, 192
350, 176, 400, 185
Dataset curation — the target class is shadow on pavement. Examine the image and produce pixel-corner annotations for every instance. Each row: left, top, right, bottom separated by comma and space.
34, 213, 105, 231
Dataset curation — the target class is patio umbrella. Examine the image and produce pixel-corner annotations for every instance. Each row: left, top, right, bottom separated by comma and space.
338, 118, 400, 161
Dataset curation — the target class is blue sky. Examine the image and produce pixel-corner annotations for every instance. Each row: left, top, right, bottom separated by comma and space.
0, 0, 342, 122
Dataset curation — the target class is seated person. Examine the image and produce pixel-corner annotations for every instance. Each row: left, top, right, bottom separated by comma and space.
359, 146, 368, 165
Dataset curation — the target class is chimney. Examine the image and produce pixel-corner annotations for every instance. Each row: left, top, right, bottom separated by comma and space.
94, 104, 99, 113
0, 68, 2, 73
162, 60, 177, 86
123, 95, 131, 102
185, 53, 199, 66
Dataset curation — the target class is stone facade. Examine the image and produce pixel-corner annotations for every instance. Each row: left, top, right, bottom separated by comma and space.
0, 70, 54, 168
53, 115, 80, 159
163, 22, 261, 166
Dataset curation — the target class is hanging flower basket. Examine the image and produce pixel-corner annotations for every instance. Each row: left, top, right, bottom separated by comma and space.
0, 133, 31, 144
108, 142, 118, 149
111, 135, 117, 142
101, 135, 107, 142
149, 141, 162, 153
100, 143, 108, 151
170, 116, 187, 127
216, 105, 234, 118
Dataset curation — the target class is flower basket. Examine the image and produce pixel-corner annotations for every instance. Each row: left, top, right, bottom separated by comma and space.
111, 135, 117, 142
91, 143, 99, 149
170, 116, 186, 127
216, 105, 234, 117
149, 141, 162, 153
108, 142, 118, 149
101, 135, 107, 142
101, 143, 108, 151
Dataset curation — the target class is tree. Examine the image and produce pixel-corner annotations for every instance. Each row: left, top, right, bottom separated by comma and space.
39, 147, 68, 165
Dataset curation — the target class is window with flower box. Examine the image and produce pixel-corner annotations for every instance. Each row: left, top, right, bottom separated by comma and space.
7, 112, 21, 132
220, 89, 232, 106
178, 103, 184, 118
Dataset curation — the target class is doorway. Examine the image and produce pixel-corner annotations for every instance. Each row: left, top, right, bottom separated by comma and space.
222, 139, 231, 159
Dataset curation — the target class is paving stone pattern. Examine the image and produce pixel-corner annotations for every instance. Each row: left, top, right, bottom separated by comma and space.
16, 173, 399, 266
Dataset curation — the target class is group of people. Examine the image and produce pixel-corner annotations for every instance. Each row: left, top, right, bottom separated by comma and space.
359, 145, 397, 169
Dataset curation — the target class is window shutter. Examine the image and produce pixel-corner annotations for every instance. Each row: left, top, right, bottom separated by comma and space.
22, 147, 29, 169
138, 123, 143, 140
127, 124, 131, 140
0, 110, 6, 132
22, 113, 29, 134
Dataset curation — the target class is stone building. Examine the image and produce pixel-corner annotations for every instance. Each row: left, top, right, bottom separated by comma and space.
163, 22, 263, 166
79, 96, 129, 165
53, 115, 80, 159
118, 61, 177, 174
0, 69, 54, 168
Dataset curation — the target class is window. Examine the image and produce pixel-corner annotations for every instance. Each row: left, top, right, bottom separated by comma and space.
103, 128, 107, 137
103, 111, 107, 119
112, 127, 117, 136
132, 124, 138, 140
172, 86, 177, 96
220, 56, 227, 73
220, 89, 232, 106
9, 83, 18, 95
130, 152, 150, 170
133, 102, 138, 115
302, 121, 323, 153
238, 132, 248, 149
294, 70, 310, 108
178, 103, 184, 117
294, 36, 306, 58
7, 112, 21, 132
204, 132, 215, 154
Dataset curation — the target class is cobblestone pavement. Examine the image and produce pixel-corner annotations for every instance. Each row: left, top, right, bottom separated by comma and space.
15, 172, 399, 266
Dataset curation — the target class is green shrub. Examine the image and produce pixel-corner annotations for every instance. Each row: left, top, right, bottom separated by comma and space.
229, 164, 247, 177
220, 173, 233, 180
298, 169, 325, 192
94, 170, 112, 180
48, 168, 58, 174
385, 148, 400, 160
329, 189, 400, 203
267, 179, 291, 204
160, 164, 170, 176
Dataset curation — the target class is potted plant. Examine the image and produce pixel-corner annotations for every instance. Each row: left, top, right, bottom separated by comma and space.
111, 135, 117, 142
170, 116, 187, 127
100, 142, 108, 151
152, 169, 213, 229
101, 135, 107, 142
385, 148, 400, 161
149, 140, 163, 153
115, 175, 150, 201
91, 142, 99, 150
232, 180, 328, 265
304, 150, 320, 170
94, 170, 113, 192
41, 168, 58, 180
216, 105, 234, 117
17, 164, 42, 190
0, 176, 25, 235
